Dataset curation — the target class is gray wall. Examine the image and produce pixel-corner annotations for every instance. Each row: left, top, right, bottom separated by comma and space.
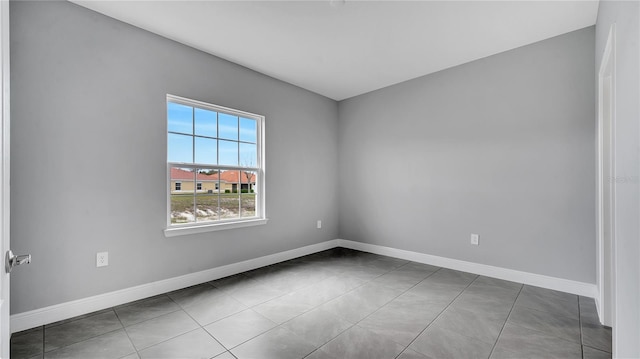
595, 1, 640, 356
10, 1, 339, 314
338, 27, 596, 283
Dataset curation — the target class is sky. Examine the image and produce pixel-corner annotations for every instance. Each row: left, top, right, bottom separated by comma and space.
167, 101, 257, 167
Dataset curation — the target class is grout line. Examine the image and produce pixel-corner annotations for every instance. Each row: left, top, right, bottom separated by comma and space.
354, 267, 441, 331
110, 307, 139, 358
487, 284, 524, 359
578, 296, 585, 359
395, 272, 480, 358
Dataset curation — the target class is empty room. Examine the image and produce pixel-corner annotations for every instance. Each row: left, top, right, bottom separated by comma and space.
1, 0, 639, 358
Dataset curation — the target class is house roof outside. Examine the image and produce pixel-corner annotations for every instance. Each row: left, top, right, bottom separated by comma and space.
170, 167, 256, 183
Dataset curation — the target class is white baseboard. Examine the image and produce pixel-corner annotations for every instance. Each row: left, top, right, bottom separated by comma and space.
337, 239, 598, 298
10, 239, 339, 333
11, 238, 598, 333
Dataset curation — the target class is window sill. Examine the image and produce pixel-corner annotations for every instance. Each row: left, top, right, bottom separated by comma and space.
164, 218, 268, 237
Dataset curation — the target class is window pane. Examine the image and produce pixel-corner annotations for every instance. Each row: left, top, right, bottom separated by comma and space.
220, 170, 240, 219
195, 108, 216, 138
241, 171, 256, 218
239, 143, 257, 168
167, 102, 193, 134
219, 140, 238, 166
196, 192, 218, 223
170, 167, 195, 224
195, 137, 217, 165
239, 117, 257, 143
196, 168, 219, 222
168, 133, 193, 163
219, 113, 238, 140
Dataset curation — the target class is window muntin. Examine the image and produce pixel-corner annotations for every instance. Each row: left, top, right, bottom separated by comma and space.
167, 95, 264, 229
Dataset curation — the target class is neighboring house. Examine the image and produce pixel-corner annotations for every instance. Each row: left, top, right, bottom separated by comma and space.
170, 167, 256, 194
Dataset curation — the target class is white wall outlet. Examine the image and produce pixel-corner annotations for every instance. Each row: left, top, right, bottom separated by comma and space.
317, 220, 322, 229
96, 252, 109, 267
470, 234, 480, 246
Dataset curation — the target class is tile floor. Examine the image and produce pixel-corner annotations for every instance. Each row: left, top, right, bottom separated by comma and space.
11, 248, 612, 359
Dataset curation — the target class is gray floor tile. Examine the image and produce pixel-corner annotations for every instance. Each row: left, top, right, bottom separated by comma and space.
229, 281, 288, 307
119, 353, 140, 359
396, 261, 440, 274
252, 268, 328, 293
491, 322, 582, 359
372, 270, 430, 291
321, 325, 405, 359
583, 346, 612, 359
579, 296, 601, 325
115, 295, 180, 327
11, 327, 43, 359
242, 264, 287, 282
472, 276, 522, 291
431, 305, 506, 345
319, 282, 403, 324
406, 281, 465, 303
357, 292, 444, 346
125, 310, 199, 350
44, 329, 135, 359
582, 321, 612, 353
283, 308, 352, 347
397, 349, 432, 359
304, 349, 337, 359
204, 309, 277, 348
210, 274, 259, 294
508, 305, 580, 343
489, 347, 523, 359
45, 308, 115, 329
293, 275, 366, 306
339, 265, 389, 281
522, 285, 577, 303
167, 283, 223, 309
409, 325, 493, 359
450, 292, 513, 318
213, 352, 237, 359
361, 256, 409, 272
422, 268, 478, 288
463, 278, 521, 303
515, 289, 579, 320
44, 310, 123, 351
231, 327, 316, 359
252, 291, 316, 324
182, 294, 247, 326
138, 328, 226, 358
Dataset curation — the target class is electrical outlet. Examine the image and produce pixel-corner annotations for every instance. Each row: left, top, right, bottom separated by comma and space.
470, 234, 479, 246
96, 252, 109, 267
317, 220, 322, 229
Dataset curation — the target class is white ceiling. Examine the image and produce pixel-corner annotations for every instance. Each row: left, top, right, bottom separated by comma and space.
70, 0, 599, 101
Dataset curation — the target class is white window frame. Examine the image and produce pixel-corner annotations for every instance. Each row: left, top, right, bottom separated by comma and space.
164, 95, 267, 237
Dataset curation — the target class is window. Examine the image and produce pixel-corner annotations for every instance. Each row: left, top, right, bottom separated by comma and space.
165, 95, 266, 235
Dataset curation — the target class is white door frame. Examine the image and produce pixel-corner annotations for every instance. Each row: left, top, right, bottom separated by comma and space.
0, 0, 10, 357
596, 24, 616, 330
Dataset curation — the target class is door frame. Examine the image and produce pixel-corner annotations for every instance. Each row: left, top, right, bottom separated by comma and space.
0, 0, 10, 357
596, 24, 616, 330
